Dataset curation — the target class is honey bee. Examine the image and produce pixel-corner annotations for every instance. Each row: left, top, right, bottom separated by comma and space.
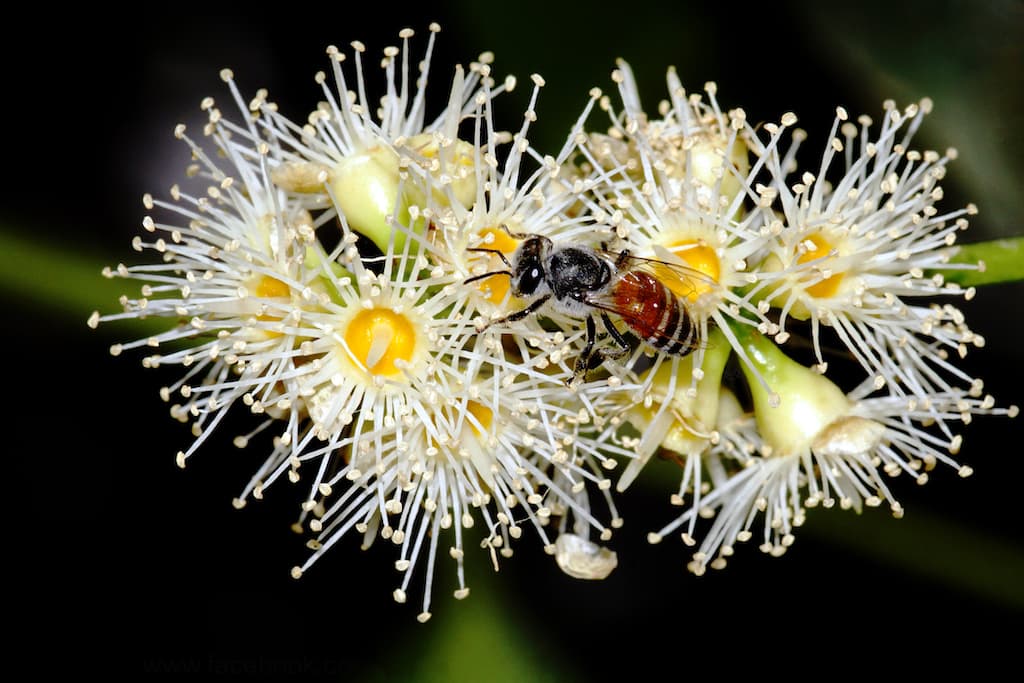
466, 226, 711, 380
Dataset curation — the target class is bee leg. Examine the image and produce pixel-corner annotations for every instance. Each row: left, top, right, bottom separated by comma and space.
479, 293, 551, 331
572, 313, 634, 384
572, 315, 600, 382
598, 241, 630, 263
600, 312, 631, 358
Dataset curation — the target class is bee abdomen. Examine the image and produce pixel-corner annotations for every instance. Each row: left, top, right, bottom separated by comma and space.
655, 291, 696, 355
612, 271, 697, 356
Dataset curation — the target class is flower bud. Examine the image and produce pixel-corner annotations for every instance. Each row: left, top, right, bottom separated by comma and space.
734, 325, 851, 457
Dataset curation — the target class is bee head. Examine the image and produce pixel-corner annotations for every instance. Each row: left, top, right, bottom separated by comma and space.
511, 235, 552, 297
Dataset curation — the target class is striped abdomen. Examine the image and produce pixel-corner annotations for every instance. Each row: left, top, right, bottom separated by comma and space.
610, 270, 697, 356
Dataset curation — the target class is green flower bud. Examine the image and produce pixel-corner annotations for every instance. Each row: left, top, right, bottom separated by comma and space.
329, 143, 410, 253
734, 325, 851, 457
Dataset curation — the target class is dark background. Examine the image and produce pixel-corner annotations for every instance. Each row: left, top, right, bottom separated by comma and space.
6, 1, 1023, 678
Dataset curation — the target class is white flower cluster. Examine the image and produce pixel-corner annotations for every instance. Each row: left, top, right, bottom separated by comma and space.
91, 24, 1016, 618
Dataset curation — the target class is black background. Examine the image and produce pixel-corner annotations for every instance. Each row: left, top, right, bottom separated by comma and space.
6, 1, 1023, 679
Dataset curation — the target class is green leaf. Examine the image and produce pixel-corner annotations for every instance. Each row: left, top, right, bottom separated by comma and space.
363, 553, 575, 683
802, 506, 1024, 610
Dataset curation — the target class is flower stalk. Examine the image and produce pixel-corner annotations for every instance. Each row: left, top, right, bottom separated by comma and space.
936, 236, 1024, 286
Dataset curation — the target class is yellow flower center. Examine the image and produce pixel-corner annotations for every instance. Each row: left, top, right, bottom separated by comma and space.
465, 400, 493, 436
796, 233, 844, 298
256, 275, 291, 299
666, 240, 720, 302
474, 227, 520, 303
343, 308, 416, 376
253, 275, 291, 337
424, 400, 493, 453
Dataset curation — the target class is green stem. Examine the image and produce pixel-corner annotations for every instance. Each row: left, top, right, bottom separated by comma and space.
0, 230, 164, 336
937, 236, 1024, 286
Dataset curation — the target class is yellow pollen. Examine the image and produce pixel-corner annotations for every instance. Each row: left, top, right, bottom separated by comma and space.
667, 241, 720, 302
255, 276, 290, 336
475, 227, 520, 303
256, 275, 290, 299
797, 233, 844, 298
425, 401, 493, 453
466, 401, 493, 436
344, 309, 416, 376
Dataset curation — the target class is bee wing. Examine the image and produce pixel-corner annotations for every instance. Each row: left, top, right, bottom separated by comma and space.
577, 261, 706, 352
595, 244, 718, 300
578, 287, 647, 329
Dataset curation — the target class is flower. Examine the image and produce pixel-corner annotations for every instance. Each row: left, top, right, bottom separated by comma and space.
92, 44, 639, 619
421, 71, 601, 325
574, 60, 800, 396
649, 324, 1017, 575
257, 24, 518, 255
586, 60, 752, 202
567, 68, 1018, 579
93, 29, 1020, 620
89, 70, 330, 476
283, 217, 631, 620
755, 99, 985, 407
606, 326, 734, 493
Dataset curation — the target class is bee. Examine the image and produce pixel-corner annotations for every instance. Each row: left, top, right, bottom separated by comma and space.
465, 226, 710, 381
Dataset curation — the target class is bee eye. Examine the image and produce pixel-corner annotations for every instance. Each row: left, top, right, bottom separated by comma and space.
517, 266, 544, 295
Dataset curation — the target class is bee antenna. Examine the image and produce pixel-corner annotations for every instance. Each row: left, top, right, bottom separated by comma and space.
497, 223, 534, 240
464, 270, 512, 285
466, 246, 512, 268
